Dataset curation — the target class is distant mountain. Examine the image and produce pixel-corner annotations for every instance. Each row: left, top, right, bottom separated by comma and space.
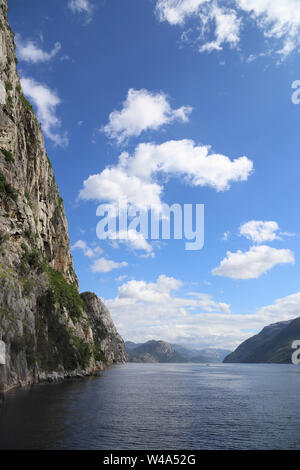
126, 340, 187, 363
172, 345, 231, 363
190, 348, 232, 363
170, 344, 200, 360
125, 340, 231, 363
223, 318, 300, 363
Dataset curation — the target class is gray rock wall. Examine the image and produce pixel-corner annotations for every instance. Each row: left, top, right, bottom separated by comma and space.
0, 340, 5, 364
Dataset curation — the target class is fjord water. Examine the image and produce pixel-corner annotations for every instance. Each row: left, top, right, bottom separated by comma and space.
0, 363, 300, 450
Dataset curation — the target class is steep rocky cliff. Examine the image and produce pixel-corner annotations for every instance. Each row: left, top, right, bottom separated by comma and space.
0, 0, 127, 391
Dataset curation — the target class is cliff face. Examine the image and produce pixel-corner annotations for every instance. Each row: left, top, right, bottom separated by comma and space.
0, 1, 127, 391
81, 293, 127, 365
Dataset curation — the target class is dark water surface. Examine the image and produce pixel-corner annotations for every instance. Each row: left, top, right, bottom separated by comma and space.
0, 363, 300, 450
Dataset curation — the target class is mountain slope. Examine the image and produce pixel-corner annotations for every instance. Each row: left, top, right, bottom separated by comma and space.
127, 340, 187, 363
190, 348, 231, 363
223, 318, 299, 363
126, 340, 231, 363
0, 1, 126, 391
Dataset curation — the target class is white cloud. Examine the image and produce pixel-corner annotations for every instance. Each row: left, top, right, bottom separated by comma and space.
118, 275, 184, 304
198, 5, 241, 53
156, 0, 207, 25
91, 257, 128, 273
222, 231, 230, 241
71, 240, 103, 257
102, 88, 192, 144
79, 139, 253, 210
212, 245, 295, 279
239, 220, 280, 243
112, 229, 153, 254
79, 166, 163, 210
280, 231, 296, 238
257, 291, 300, 321
125, 141, 253, 191
105, 275, 300, 349
236, 0, 300, 59
21, 77, 68, 147
68, 0, 94, 15
15, 34, 61, 63
109, 275, 231, 318
156, 0, 300, 58
156, 1, 241, 52
239, 220, 296, 243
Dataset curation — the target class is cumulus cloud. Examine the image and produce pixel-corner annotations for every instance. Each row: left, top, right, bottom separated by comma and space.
102, 89, 192, 144
91, 257, 128, 273
105, 275, 300, 349
21, 77, 68, 147
15, 34, 61, 63
71, 240, 103, 257
118, 275, 184, 304
212, 245, 295, 279
80, 166, 163, 210
156, 0, 300, 59
239, 220, 280, 244
79, 139, 253, 210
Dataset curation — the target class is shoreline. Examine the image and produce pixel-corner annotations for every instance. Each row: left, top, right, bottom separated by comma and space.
1, 361, 127, 393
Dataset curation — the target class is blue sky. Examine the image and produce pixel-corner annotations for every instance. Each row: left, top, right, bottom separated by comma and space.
8, 0, 300, 349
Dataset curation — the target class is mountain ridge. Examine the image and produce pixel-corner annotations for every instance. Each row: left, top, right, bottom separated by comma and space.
126, 340, 231, 363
